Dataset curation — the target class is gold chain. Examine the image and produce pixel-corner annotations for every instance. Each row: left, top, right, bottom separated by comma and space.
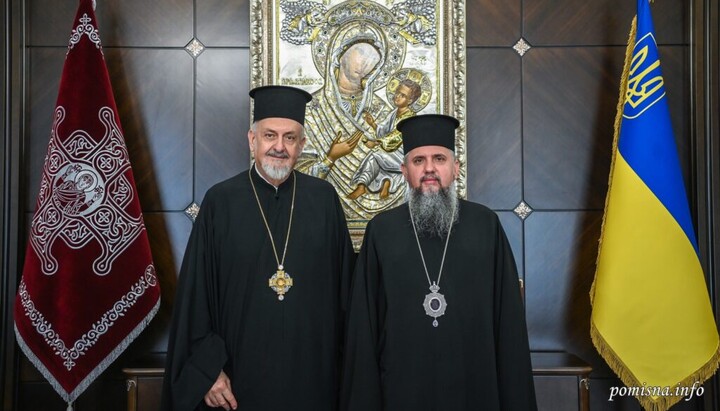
248, 168, 296, 269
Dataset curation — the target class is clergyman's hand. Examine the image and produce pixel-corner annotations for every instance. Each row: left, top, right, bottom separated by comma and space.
327, 130, 363, 161
204, 370, 237, 410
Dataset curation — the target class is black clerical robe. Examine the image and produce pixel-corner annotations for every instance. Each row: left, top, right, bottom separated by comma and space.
341, 200, 537, 411
162, 167, 354, 411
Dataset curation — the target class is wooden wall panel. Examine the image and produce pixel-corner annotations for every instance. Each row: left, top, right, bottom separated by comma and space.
660, 46, 692, 180
29, 0, 193, 47
525, 211, 603, 369
466, 0, 521, 47
93, 0, 194, 47
466, 48, 522, 210
143, 212, 194, 353
525, 0, 634, 46
534, 375, 580, 411
523, 47, 621, 210
197, 0, 250, 47
195, 49, 251, 201
25, 49, 196, 212
524, 0, 687, 46
26, 4, 75, 46
498, 211, 524, 278
25, 48, 65, 211
106, 49, 195, 211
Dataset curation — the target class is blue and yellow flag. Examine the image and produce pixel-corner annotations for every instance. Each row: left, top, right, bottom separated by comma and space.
590, 0, 720, 410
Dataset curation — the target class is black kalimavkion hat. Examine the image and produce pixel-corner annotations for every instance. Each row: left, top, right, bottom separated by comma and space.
398, 114, 459, 153
249, 85, 313, 125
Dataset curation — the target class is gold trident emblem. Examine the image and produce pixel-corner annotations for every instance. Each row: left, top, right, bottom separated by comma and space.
269, 267, 293, 301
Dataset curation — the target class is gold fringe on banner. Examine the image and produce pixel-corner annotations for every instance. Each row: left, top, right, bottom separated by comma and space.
591, 322, 720, 411
589, 15, 636, 306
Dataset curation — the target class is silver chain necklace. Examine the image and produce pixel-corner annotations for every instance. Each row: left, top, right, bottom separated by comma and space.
408, 204, 456, 327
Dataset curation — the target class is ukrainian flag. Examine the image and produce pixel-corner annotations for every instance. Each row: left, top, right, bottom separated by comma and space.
590, 0, 720, 410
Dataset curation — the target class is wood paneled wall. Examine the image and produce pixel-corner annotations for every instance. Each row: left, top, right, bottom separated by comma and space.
2, 0, 717, 410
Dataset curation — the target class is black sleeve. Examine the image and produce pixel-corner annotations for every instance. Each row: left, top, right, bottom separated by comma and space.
334, 189, 356, 322
340, 221, 384, 411
161, 198, 228, 411
493, 217, 538, 411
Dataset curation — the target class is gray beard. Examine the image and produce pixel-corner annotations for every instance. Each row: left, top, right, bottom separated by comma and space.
260, 161, 292, 182
407, 183, 459, 238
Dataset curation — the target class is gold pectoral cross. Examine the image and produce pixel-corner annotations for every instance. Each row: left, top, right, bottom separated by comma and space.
269, 267, 293, 301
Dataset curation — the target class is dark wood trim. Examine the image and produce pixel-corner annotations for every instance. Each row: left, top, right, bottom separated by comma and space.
123, 368, 165, 411
123, 354, 593, 411
1, 0, 24, 409
691, 0, 720, 409
530, 352, 593, 376
0, 0, 8, 404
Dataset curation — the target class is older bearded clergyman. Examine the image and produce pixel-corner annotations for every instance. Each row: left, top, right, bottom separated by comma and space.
162, 85, 354, 411
340, 114, 537, 411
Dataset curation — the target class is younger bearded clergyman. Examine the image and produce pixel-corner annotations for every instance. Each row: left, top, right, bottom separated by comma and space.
340, 114, 537, 410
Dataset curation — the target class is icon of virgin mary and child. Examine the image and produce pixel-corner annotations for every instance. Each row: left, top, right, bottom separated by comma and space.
298, 18, 431, 220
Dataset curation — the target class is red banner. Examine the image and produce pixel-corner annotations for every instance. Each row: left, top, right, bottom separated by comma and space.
14, 0, 160, 406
